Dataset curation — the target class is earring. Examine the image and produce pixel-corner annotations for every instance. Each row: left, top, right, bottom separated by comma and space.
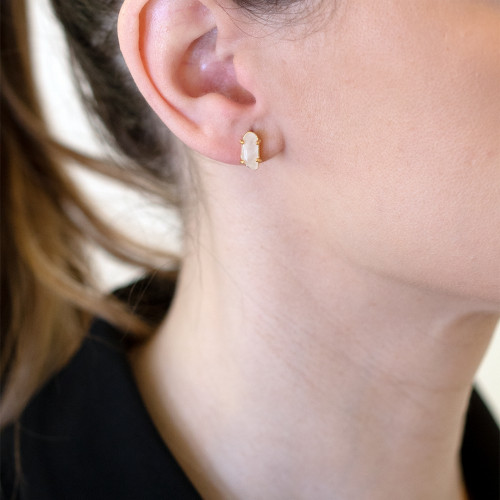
240, 131, 263, 170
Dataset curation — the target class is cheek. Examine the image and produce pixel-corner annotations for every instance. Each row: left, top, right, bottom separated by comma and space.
268, 2, 500, 304
339, 9, 500, 302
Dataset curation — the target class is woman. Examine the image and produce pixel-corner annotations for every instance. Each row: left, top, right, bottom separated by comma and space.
1, 0, 499, 498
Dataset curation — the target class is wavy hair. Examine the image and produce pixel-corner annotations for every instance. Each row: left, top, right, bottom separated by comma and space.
0, 0, 180, 428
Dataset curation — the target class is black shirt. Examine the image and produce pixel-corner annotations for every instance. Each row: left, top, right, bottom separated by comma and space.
2, 279, 499, 499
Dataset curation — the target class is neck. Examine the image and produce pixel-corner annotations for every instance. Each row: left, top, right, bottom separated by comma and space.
130, 175, 497, 500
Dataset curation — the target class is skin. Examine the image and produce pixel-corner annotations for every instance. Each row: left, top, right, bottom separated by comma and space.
119, 0, 500, 498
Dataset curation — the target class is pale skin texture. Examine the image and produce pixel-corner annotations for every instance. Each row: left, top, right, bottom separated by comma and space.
118, 0, 500, 498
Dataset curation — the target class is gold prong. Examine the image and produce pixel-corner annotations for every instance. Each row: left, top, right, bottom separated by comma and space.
240, 160, 246, 165
256, 139, 262, 145
240, 139, 245, 144
256, 158, 263, 163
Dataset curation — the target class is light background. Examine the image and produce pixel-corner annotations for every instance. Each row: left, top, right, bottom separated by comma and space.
28, 0, 499, 423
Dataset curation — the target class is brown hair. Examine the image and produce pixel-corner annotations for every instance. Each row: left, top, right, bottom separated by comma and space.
0, 0, 179, 428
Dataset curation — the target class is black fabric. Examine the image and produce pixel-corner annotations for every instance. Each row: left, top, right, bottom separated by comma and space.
1, 317, 202, 500
1, 277, 499, 499
1, 276, 201, 500
461, 390, 500, 500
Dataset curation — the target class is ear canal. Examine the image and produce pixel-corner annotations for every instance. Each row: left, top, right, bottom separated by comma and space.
180, 28, 255, 105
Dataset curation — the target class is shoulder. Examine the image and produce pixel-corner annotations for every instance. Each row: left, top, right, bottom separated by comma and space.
1, 276, 200, 500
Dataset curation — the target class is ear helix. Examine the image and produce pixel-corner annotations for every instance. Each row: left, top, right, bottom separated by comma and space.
240, 131, 263, 170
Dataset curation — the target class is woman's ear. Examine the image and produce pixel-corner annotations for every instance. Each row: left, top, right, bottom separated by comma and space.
118, 0, 271, 165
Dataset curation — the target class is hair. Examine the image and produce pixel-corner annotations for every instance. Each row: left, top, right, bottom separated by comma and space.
1, 0, 303, 428
0, 0, 180, 428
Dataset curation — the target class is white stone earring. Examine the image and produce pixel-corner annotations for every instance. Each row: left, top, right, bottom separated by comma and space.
240, 131, 263, 170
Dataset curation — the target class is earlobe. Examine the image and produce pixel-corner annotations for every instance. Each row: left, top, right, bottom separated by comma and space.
117, 0, 265, 165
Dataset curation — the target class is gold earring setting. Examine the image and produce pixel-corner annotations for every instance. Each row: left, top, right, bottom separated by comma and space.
240, 131, 262, 170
